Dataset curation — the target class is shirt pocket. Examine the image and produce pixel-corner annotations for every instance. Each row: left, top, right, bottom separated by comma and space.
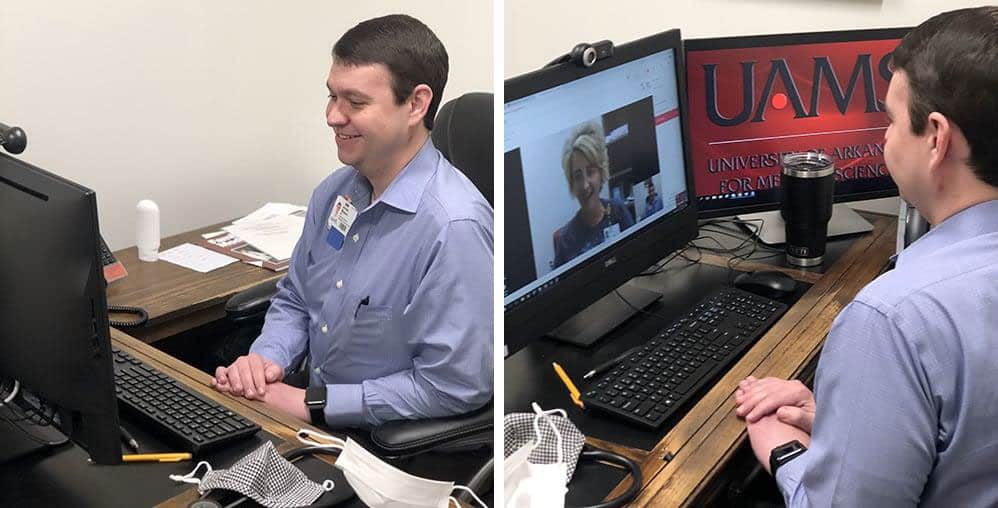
350, 300, 392, 339
319, 293, 406, 379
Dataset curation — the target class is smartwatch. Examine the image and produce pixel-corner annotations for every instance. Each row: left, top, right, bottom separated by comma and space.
769, 440, 807, 476
304, 385, 327, 425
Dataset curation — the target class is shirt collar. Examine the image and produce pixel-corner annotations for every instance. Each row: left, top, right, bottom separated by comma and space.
896, 199, 998, 267
358, 138, 439, 214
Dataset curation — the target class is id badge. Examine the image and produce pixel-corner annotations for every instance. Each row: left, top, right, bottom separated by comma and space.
326, 195, 357, 250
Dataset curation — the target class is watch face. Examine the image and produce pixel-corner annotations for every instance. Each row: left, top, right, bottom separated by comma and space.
775, 447, 803, 461
305, 387, 326, 406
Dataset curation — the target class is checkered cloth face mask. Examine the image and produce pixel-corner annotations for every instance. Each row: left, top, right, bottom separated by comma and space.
503, 403, 586, 483
169, 441, 334, 508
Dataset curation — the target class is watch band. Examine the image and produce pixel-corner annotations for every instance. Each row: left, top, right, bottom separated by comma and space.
305, 385, 327, 425
769, 440, 807, 476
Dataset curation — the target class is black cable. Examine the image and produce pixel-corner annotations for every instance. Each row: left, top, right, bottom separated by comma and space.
569, 446, 643, 508
613, 289, 672, 323
0, 401, 69, 447
6, 393, 59, 427
692, 217, 793, 279
636, 239, 704, 277
108, 305, 149, 328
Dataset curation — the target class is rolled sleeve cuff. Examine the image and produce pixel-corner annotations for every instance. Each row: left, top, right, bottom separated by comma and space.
323, 383, 366, 427
775, 451, 809, 502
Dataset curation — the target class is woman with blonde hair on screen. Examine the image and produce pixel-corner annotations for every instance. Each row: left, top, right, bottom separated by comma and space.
552, 121, 634, 268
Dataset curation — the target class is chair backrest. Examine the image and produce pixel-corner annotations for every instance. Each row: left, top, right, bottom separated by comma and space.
431, 92, 493, 206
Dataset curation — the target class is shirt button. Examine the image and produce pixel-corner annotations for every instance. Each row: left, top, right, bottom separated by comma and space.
336, 280, 343, 289
352, 233, 359, 242
320, 324, 328, 333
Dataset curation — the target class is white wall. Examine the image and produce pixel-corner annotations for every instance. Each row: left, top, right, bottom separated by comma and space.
506, 0, 994, 76
1, 1, 492, 249
505, 0, 994, 216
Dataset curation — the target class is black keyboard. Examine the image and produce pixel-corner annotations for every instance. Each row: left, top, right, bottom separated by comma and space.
112, 347, 260, 454
581, 287, 788, 429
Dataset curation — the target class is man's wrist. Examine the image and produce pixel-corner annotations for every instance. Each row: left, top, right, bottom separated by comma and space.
304, 385, 327, 425
769, 440, 807, 476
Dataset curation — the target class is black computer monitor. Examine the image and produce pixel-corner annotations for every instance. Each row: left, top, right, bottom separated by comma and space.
504, 29, 698, 355
685, 28, 909, 241
0, 152, 122, 465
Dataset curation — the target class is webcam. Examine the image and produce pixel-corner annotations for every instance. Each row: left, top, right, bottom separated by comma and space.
546, 40, 614, 68
0, 122, 26, 154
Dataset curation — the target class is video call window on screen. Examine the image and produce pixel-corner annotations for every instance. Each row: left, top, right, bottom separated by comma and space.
685, 28, 908, 217
504, 48, 689, 305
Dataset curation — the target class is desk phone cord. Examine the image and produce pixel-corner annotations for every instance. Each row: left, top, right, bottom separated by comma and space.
108, 305, 149, 328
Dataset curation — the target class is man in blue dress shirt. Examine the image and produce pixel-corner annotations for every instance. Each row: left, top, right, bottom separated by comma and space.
211, 15, 492, 427
734, 7, 998, 506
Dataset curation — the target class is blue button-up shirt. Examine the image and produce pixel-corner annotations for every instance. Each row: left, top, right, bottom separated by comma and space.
777, 199, 998, 507
250, 139, 493, 427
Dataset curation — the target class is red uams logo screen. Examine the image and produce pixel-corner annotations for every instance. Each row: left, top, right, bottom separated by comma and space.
686, 35, 903, 215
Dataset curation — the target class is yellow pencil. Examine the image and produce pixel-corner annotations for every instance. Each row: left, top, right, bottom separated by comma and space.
552, 362, 585, 409
121, 452, 193, 463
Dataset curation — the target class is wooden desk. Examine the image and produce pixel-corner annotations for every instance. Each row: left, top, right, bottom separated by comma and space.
605, 213, 897, 506
107, 222, 284, 343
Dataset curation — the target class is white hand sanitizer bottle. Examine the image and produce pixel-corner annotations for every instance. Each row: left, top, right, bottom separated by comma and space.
136, 199, 160, 262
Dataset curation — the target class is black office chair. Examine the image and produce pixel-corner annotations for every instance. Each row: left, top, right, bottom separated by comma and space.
431, 91, 493, 206
221, 92, 495, 501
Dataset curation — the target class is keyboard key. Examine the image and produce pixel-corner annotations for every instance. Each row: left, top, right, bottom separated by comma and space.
676, 360, 717, 394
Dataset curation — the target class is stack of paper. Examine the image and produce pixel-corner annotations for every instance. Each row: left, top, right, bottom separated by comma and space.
195, 202, 307, 272
223, 213, 305, 261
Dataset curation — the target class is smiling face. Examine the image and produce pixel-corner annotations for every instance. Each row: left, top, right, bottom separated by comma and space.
325, 62, 416, 176
568, 149, 604, 210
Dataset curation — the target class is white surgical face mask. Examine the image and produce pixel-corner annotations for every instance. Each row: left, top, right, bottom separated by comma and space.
297, 429, 486, 508
503, 404, 570, 508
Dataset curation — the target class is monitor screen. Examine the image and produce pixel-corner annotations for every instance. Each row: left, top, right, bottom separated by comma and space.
685, 28, 909, 217
504, 29, 698, 353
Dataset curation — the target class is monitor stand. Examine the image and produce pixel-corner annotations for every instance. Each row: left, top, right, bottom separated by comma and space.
735, 204, 874, 245
549, 280, 661, 346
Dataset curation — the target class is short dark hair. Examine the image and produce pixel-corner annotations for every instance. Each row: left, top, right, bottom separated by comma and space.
333, 14, 449, 131
891, 7, 998, 187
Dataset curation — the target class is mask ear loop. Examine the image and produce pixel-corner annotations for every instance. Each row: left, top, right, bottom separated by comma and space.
296, 428, 346, 450
296, 428, 346, 493
531, 403, 566, 464
449, 486, 488, 508
168, 461, 212, 485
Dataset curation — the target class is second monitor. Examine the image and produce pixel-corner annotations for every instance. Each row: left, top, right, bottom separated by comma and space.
686, 27, 909, 242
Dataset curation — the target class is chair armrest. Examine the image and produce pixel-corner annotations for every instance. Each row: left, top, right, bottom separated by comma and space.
369, 400, 493, 457
225, 277, 282, 322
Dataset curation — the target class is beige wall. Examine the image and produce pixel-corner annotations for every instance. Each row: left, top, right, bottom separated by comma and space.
506, 0, 993, 76
1, 1, 492, 249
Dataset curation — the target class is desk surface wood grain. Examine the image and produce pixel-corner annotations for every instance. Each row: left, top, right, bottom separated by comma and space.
107, 221, 284, 343
606, 214, 896, 507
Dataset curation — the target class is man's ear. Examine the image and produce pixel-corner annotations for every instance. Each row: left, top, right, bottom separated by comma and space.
925, 111, 951, 172
408, 84, 433, 128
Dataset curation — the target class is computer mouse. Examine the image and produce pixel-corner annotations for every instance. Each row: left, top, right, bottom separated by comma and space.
733, 270, 798, 299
